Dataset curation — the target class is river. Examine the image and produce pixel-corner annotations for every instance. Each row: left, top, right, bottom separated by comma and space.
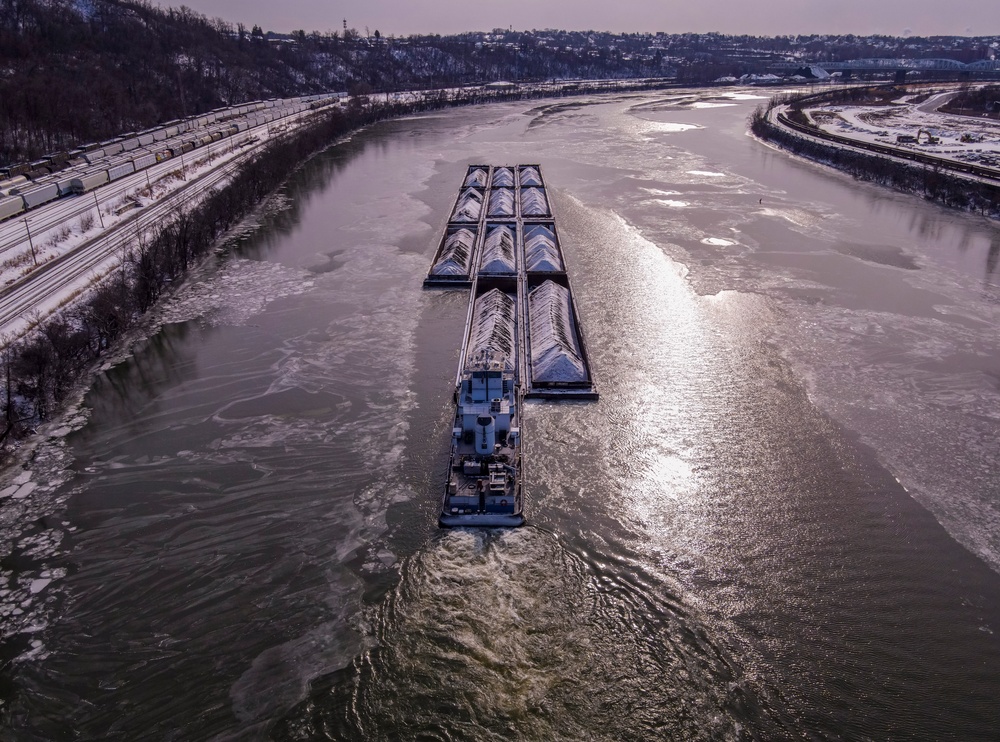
3, 88, 1000, 739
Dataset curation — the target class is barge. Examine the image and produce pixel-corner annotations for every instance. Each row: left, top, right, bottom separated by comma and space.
427, 165, 596, 527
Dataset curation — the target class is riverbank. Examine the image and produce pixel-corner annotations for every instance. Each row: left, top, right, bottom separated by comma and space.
0, 106, 364, 459
750, 94, 1000, 219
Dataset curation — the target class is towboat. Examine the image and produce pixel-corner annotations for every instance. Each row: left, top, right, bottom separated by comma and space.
439, 349, 523, 527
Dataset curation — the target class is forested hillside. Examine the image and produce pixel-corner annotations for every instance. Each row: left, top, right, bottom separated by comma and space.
3, 0, 997, 165
0, 0, 667, 164
0, 0, 329, 163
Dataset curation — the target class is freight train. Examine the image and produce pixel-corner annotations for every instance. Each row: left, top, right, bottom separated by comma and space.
0, 94, 343, 223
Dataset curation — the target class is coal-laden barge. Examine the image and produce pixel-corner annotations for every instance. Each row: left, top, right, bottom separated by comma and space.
425, 165, 597, 527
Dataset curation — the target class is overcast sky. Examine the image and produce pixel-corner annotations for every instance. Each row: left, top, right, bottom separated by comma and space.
167, 0, 1000, 39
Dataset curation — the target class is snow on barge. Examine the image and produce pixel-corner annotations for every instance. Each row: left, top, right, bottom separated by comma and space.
426, 164, 596, 527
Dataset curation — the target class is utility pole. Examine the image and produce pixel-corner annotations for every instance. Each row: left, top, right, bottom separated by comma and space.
23, 218, 37, 266
93, 191, 105, 228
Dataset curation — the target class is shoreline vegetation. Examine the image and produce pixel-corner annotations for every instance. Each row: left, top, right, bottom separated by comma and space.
0, 79, 674, 463
749, 85, 1000, 220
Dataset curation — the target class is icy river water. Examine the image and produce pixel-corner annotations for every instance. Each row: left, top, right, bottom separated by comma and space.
4, 89, 1000, 739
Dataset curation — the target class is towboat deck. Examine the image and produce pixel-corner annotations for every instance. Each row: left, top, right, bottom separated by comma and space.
440, 397, 524, 527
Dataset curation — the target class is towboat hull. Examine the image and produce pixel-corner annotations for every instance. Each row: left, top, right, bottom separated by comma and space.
439, 512, 525, 528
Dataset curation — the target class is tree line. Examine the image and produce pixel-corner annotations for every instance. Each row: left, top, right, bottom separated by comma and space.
941, 84, 1000, 116
7, 0, 997, 167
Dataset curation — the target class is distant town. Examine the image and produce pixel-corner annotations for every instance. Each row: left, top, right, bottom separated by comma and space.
2, 0, 1000, 166
280, 27, 1000, 80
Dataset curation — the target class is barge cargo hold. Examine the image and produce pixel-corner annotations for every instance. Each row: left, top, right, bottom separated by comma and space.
427, 164, 596, 528
427, 226, 478, 283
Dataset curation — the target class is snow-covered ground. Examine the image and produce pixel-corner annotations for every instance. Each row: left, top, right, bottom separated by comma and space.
0, 112, 316, 339
802, 91, 1000, 169
4, 142, 239, 280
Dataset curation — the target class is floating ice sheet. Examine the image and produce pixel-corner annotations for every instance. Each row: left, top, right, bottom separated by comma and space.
528, 280, 586, 383
480, 225, 516, 274
466, 289, 516, 371
523, 225, 563, 272
431, 227, 476, 275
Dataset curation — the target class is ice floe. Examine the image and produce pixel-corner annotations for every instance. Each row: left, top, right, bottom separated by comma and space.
159, 258, 315, 327
647, 122, 701, 133
12, 482, 36, 500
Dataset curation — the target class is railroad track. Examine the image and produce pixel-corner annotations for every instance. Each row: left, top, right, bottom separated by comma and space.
0, 141, 228, 259
0, 143, 263, 339
0, 110, 310, 259
0, 107, 323, 340
772, 110, 1000, 183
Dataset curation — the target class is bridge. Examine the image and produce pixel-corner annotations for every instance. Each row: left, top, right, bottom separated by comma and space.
771, 58, 1000, 79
